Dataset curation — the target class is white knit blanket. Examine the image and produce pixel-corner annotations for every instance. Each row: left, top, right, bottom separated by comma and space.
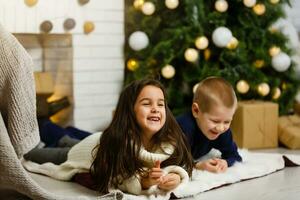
28, 150, 300, 200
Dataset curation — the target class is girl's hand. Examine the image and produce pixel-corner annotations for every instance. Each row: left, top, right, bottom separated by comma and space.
195, 158, 228, 173
141, 161, 163, 189
158, 173, 181, 191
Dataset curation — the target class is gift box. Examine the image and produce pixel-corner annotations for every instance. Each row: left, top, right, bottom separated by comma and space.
278, 115, 300, 149
230, 101, 279, 149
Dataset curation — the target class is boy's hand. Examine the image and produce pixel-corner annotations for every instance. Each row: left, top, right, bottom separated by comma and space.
141, 161, 163, 189
158, 173, 181, 191
195, 158, 228, 173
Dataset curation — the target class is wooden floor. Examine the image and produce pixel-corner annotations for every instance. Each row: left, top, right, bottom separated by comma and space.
183, 148, 300, 200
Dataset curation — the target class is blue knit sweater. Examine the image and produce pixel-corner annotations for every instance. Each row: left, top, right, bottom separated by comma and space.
177, 112, 242, 167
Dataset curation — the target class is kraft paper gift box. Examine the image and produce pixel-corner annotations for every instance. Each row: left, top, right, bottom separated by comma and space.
230, 101, 279, 149
278, 114, 300, 149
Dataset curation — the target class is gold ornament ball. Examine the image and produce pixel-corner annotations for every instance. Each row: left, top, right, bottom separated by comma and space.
165, 0, 179, 9
193, 83, 200, 94
215, 0, 228, 12
127, 59, 139, 71
195, 36, 209, 50
142, 2, 155, 15
253, 4, 266, 15
204, 49, 211, 60
133, 0, 144, 10
269, 0, 280, 4
24, 0, 38, 7
40, 20, 53, 33
227, 37, 239, 49
243, 0, 256, 8
184, 48, 198, 62
269, 46, 281, 57
257, 82, 270, 96
281, 82, 287, 90
254, 59, 265, 68
161, 64, 175, 79
78, 0, 90, 5
272, 87, 281, 100
84, 21, 95, 34
236, 80, 250, 94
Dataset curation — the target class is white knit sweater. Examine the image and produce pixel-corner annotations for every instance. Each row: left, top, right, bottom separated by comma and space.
23, 132, 190, 195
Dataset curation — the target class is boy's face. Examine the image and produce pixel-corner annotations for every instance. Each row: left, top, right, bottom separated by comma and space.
192, 102, 236, 140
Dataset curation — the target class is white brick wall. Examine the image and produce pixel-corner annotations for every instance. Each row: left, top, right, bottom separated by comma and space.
0, 0, 124, 132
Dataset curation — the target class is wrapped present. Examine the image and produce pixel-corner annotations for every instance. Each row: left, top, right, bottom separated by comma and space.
230, 101, 279, 149
278, 115, 300, 149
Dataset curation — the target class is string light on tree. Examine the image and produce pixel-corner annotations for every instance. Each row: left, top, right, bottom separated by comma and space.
165, 0, 179, 9
161, 64, 175, 79
253, 3, 266, 15
227, 37, 239, 49
195, 36, 209, 50
128, 31, 149, 51
204, 49, 211, 60
269, 0, 280, 4
212, 26, 232, 48
269, 46, 281, 57
272, 52, 291, 72
127, 59, 139, 71
215, 0, 228, 12
133, 0, 144, 10
243, 0, 256, 8
254, 59, 265, 68
272, 87, 281, 100
236, 80, 250, 94
142, 2, 155, 15
257, 82, 270, 96
184, 48, 198, 62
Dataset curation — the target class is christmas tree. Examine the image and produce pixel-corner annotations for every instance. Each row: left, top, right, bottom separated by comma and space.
124, 0, 299, 115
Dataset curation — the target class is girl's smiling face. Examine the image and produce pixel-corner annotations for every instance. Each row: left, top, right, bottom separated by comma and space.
134, 85, 166, 146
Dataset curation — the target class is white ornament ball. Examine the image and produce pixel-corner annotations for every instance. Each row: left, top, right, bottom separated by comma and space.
195, 36, 209, 50
193, 83, 200, 94
243, 0, 256, 7
165, 0, 179, 9
161, 64, 175, 79
184, 48, 198, 62
292, 55, 300, 80
236, 80, 250, 94
257, 83, 270, 96
142, 2, 155, 15
295, 90, 300, 103
128, 31, 149, 51
215, 0, 228, 12
212, 27, 233, 48
272, 52, 291, 72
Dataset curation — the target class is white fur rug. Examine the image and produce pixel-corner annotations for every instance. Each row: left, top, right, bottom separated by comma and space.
28, 150, 300, 200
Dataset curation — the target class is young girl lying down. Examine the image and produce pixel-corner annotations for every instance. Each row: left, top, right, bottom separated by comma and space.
23, 79, 194, 195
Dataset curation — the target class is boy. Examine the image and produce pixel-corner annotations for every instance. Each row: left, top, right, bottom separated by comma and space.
177, 77, 242, 173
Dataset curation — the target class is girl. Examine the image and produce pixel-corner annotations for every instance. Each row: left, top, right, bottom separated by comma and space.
23, 79, 193, 195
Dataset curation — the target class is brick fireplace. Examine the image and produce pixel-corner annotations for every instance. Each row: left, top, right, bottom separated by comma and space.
0, 0, 124, 132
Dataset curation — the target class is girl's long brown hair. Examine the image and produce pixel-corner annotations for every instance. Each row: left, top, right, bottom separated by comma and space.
90, 79, 193, 193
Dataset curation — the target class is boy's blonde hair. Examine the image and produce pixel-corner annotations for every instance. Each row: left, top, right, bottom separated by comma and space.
193, 76, 237, 113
